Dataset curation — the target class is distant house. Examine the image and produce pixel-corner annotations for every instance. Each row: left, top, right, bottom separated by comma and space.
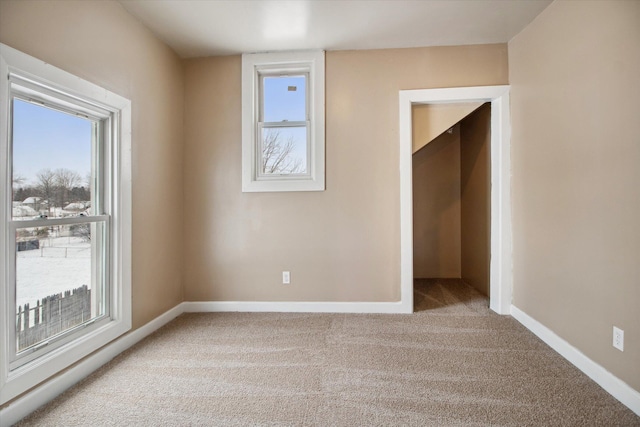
22, 196, 41, 205
22, 196, 47, 211
63, 202, 85, 211
12, 205, 37, 217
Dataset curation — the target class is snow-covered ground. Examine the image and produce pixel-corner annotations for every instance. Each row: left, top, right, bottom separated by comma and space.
16, 235, 91, 307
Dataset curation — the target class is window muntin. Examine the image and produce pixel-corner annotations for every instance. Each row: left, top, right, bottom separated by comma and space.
241, 50, 325, 192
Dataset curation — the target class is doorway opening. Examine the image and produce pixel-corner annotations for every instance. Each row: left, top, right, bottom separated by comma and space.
398, 86, 512, 315
413, 103, 491, 311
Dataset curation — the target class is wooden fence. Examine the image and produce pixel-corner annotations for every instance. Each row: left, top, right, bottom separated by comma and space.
16, 285, 91, 351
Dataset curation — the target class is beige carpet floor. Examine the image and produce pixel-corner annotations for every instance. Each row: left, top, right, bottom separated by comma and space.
15, 279, 640, 426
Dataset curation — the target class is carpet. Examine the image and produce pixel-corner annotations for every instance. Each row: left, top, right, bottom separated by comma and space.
15, 279, 640, 426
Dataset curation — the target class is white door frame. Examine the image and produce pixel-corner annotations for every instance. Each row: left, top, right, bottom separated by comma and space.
398, 85, 512, 314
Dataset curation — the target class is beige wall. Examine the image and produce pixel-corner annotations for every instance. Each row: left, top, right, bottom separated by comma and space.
0, 1, 185, 329
183, 45, 508, 302
460, 104, 491, 295
509, 0, 640, 391
412, 103, 482, 153
412, 126, 461, 278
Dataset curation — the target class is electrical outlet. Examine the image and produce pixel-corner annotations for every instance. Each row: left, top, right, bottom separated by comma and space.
613, 326, 624, 351
282, 271, 290, 284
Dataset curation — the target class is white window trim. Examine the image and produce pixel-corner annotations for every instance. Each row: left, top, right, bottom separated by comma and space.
0, 43, 132, 405
242, 50, 325, 192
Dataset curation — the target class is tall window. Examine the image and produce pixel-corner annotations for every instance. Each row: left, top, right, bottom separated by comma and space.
10, 95, 112, 361
0, 44, 131, 404
242, 51, 325, 192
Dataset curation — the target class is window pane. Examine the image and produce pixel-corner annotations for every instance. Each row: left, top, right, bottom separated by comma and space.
261, 127, 308, 175
262, 75, 306, 122
12, 98, 94, 220
15, 222, 106, 352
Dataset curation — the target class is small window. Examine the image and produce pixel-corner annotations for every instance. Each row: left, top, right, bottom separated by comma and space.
0, 43, 132, 404
242, 51, 325, 192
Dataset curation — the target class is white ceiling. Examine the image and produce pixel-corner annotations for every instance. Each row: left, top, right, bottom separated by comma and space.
119, 0, 552, 58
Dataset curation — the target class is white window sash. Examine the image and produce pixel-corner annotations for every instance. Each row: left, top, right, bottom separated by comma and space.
242, 50, 325, 192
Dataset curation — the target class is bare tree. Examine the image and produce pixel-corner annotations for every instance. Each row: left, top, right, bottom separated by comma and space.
12, 174, 26, 202
12, 174, 26, 187
55, 168, 81, 190
70, 223, 91, 242
54, 168, 81, 208
262, 129, 304, 174
84, 172, 92, 190
35, 169, 56, 216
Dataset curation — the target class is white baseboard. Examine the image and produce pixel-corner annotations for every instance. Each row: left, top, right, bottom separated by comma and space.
0, 303, 185, 427
183, 300, 408, 314
510, 305, 640, 416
